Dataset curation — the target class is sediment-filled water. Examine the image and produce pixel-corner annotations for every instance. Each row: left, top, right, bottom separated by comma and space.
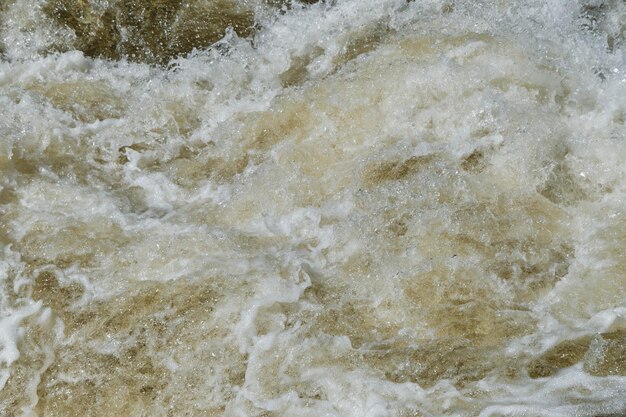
1, 0, 625, 416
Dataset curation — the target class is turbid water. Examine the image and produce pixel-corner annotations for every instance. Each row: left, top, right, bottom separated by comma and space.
0, 0, 625, 416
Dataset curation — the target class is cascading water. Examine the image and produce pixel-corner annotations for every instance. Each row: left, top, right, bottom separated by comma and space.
1, 0, 625, 416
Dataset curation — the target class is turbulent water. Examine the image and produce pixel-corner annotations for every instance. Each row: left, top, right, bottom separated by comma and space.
1, 0, 626, 415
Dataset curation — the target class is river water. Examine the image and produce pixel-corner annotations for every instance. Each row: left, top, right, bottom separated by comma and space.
1, 0, 626, 416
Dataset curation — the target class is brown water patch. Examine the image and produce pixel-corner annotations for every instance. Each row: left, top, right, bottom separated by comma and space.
414, 195, 573, 304
441, 1, 454, 14
0, 317, 56, 417
43, 0, 256, 65
387, 212, 410, 237
433, 301, 534, 346
0, 0, 11, 57
164, 99, 202, 136
35, 278, 246, 416
39, 80, 125, 123
538, 160, 589, 206
279, 47, 324, 88
363, 154, 438, 186
41, 142, 97, 181
460, 149, 485, 173
242, 98, 313, 152
393, 192, 572, 385
489, 239, 574, 289
116, 136, 250, 188
528, 336, 592, 378
118, 142, 155, 164
403, 265, 538, 348
363, 339, 499, 388
31, 270, 84, 313
19, 219, 128, 268
317, 301, 402, 348
584, 330, 626, 376
528, 330, 626, 378
166, 154, 249, 187
0, 186, 17, 205
332, 22, 391, 69
12, 158, 38, 175
613, 109, 625, 125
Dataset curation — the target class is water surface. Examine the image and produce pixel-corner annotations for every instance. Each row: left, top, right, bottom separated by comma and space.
1, 0, 626, 416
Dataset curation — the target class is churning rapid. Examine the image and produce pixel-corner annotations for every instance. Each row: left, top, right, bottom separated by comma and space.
1, 0, 626, 415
